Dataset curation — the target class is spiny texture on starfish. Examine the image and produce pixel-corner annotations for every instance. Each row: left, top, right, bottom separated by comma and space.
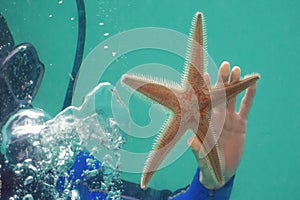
121, 12, 260, 189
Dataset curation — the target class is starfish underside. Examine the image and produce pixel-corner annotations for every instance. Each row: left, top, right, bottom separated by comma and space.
121, 12, 260, 189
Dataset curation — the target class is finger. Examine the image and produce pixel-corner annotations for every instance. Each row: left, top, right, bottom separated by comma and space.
204, 72, 211, 87
227, 66, 241, 112
217, 61, 230, 86
239, 83, 257, 120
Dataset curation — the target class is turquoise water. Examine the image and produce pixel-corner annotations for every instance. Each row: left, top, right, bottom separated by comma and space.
1, 0, 300, 199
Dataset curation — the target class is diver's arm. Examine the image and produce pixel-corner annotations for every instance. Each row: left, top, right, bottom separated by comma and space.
172, 62, 257, 199
171, 62, 257, 199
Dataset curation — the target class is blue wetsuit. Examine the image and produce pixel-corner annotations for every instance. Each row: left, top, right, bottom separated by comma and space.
57, 152, 234, 200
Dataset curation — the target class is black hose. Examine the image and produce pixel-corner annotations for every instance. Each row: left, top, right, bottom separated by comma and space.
62, 0, 86, 110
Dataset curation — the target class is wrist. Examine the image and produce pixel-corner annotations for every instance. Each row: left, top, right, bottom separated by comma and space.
199, 169, 224, 190
199, 169, 235, 190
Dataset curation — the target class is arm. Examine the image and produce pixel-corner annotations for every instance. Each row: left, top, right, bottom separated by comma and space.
173, 61, 257, 199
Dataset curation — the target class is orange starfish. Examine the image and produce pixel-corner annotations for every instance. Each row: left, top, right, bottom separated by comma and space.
121, 12, 259, 189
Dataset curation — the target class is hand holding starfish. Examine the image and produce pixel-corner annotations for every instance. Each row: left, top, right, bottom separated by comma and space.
188, 61, 257, 189
122, 12, 259, 189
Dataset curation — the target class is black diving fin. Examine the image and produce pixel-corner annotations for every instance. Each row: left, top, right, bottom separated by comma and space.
0, 14, 45, 126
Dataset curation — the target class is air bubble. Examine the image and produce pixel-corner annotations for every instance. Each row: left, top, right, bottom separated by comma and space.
102, 165, 113, 176
4, 83, 124, 199
25, 80, 33, 87
23, 176, 33, 186
18, 45, 26, 51
22, 194, 33, 200
84, 169, 99, 178
70, 189, 80, 199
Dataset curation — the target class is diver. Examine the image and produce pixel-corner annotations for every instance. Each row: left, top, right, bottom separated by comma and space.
0, 8, 257, 200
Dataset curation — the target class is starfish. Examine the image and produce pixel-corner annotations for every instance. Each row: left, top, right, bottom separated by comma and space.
121, 12, 260, 189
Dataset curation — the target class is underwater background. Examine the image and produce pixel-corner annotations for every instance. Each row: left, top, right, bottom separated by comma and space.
1, 0, 299, 199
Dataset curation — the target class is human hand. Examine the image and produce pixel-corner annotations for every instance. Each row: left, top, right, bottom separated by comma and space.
188, 61, 258, 189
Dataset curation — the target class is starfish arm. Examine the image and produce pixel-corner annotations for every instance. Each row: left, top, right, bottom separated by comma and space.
195, 114, 224, 185
210, 74, 260, 107
183, 12, 206, 90
141, 114, 186, 189
122, 74, 181, 111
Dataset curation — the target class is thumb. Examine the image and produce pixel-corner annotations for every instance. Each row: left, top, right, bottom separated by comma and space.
188, 136, 207, 161
188, 136, 202, 152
